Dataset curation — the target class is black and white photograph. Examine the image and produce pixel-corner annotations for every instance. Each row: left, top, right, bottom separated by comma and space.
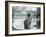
12, 6, 40, 30
5, 1, 45, 36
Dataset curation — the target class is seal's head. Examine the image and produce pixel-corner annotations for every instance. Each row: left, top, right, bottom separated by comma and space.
27, 13, 31, 17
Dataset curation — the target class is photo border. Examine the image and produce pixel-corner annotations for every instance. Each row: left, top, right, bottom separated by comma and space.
5, 1, 45, 36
